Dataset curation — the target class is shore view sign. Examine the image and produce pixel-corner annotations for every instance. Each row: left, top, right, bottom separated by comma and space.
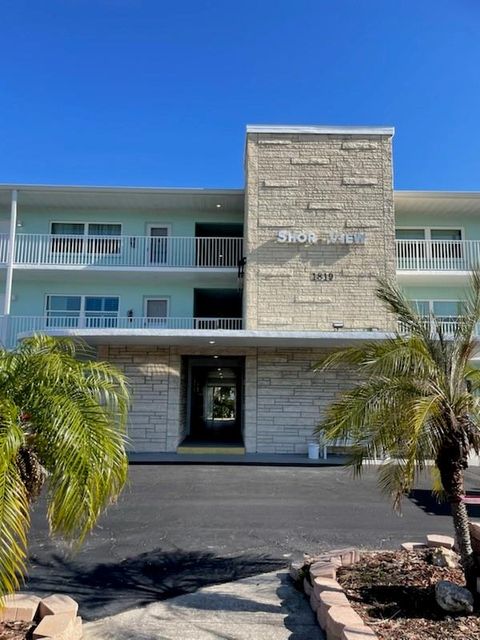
276, 230, 366, 245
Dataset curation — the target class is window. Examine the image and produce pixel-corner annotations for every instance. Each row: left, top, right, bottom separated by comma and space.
414, 300, 463, 318
432, 300, 463, 319
45, 295, 82, 327
46, 295, 119, 328
395, 229, 426, 240
50, 223, 122, 254
413, 300, 430, 316
395, 229, 427, 263
395, 228, 462, 241
84, 296, 119, 327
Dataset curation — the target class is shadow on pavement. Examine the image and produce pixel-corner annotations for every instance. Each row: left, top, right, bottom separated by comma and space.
277, 573, 323, 640
408, 489, 451, 516
408, 489, 480, 518
25, 548, 286, 621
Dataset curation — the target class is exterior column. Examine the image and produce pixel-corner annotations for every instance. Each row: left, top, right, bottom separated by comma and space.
4, 189, 17, 315
2, 190, 17, 346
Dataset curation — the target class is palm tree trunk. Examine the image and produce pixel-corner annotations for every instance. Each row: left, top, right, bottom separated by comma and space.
450, 498, 477, 592
437, 452, 478, 592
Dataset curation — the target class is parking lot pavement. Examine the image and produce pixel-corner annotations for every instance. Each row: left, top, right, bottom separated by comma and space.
25, 464, 480, 620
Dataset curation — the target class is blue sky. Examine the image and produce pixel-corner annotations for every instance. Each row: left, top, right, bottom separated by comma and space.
0, 0, 479, 190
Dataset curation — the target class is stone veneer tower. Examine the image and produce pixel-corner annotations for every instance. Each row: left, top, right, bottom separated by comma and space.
244, 125, 396, 331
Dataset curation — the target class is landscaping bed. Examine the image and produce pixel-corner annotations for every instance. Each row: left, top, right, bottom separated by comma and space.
0, 621, 34, 640
337, 549, 480, 639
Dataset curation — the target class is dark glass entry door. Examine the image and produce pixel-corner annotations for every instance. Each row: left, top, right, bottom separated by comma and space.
186, 357, 244, 445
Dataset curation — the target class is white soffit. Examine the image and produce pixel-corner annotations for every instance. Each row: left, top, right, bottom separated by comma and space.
395, 191, 480, 217
0, 185, 245, 214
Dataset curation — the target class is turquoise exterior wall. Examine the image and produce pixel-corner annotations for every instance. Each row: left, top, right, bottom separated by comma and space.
395, 212, 480, 240
402, 284, 470, 302
16, 208, 243, 237
10, 277, 240, 319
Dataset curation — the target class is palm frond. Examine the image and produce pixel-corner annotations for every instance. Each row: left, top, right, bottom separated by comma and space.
315, 273, 480, 513
377, 458, 416, 512
0, 400, 29, 600
0, 335, 129, 548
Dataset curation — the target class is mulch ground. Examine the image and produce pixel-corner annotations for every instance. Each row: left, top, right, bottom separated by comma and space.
337, 550, 480, 640
0, 621, 34, 640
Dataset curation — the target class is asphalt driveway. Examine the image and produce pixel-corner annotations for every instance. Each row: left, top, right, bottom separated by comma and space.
25, 464, 480, 620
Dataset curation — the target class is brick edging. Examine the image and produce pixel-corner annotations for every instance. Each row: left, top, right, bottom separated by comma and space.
292, 547, 377, 640
292, 532, 465, 640
0, 592, 82, 639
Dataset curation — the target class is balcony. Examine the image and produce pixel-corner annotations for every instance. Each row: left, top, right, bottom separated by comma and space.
396, 239, 480, 272
5, 234, 243, 269
1, 316, 244, 349
398, 316, 473, 337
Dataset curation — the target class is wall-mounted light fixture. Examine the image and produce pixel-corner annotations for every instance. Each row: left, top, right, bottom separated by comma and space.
332, 321, 344, 331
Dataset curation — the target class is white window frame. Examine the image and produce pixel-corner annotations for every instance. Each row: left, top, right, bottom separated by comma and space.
395, 226, 464, 240
44, 294, 121, 328
411, 299, 463, 316
49, 221, 123, 236
49, 222, 124, 256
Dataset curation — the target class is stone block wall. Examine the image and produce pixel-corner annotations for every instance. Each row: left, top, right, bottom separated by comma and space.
255, 347, 358, 454
244, 129, 396, 331
100, 344, 359, 455
100, 344, 176, 452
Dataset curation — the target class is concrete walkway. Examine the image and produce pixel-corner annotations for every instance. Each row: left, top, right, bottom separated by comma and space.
83, 570, 324, 640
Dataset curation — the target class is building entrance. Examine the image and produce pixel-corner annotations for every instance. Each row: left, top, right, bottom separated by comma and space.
183, 356, 244, 446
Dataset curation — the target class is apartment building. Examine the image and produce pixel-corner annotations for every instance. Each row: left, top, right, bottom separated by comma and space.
0, 125, 477, 455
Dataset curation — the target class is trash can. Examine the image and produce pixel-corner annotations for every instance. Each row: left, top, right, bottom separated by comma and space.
308, 442, 320, 460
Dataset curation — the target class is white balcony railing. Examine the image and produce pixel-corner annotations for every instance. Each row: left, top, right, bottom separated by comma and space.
1, 236, 480, 272
10, 234, 243, 268
396, 239, 480, 271
398, 316, 469, 336
0, 316, 244, 349
0, 234, 8, 263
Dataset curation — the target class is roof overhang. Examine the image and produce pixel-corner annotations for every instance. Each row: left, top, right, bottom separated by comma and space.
0, 185, 245, 214
17, 328, 393, 348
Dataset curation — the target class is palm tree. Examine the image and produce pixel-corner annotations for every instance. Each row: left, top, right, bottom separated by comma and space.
0, 334, 129, 599
314, 275, 480, 591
